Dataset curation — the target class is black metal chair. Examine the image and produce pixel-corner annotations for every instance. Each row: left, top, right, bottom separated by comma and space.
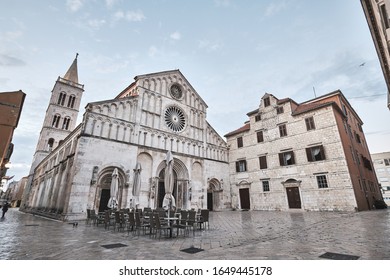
173, 210, 188, 236
134, 211, 150, 236
198, 209, 209, 229
153, 213, 171, 239
186, 210, 197, 235
126, 211, 136, 235
114, 211, 125, 232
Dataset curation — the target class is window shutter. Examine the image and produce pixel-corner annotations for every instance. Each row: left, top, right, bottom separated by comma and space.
279, 153, 284, 166
306, 148, 312, 162
291, 152, 295, 164
259, 156, 267, 169
235, 161, 240, 172
319, 145, 325, 160
257, 131, 264, 143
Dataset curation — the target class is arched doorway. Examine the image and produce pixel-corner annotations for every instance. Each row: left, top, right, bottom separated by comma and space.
207, 178, 223, 211
157, 169, 178, 208
156, 156, 189, 209
282, 179, 302, 209
95, 167, 125, 212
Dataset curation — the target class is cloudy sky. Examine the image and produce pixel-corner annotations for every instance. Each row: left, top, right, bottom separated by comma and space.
1, 0, 389, 181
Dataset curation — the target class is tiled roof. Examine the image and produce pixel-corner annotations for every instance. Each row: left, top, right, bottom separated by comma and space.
292, 101, 335, 115
224, 122, 250, 138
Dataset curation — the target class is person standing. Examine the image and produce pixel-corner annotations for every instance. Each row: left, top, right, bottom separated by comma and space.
1, 202, 9, 218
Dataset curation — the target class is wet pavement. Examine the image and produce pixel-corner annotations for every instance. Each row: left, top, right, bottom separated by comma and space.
1, 207, 390, 260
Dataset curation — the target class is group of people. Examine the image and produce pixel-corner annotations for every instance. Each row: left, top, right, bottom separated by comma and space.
1, 202, 9, 219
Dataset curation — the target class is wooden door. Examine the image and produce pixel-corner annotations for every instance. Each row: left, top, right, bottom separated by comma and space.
239, 188, 250, 210
286, 187, 301, 209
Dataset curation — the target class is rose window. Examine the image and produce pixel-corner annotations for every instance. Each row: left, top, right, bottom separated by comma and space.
164, 106, 186, 132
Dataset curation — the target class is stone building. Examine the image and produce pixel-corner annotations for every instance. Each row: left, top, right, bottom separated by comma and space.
21, 57, 229, 221
361, 0, 390, 109
0, 90, 26, 180
5, 177, 27, 207
225, 91, 381, 211
372, 151, 390, 205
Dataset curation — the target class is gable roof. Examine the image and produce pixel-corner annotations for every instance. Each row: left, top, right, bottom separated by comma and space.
291, 101, 336, 116
115, 69, 209, 108
224, 122, 250, 137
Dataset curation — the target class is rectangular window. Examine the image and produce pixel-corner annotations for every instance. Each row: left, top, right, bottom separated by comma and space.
264, 97, 270, 107
237, 137, 243, 148
262, 180, 270, 192
355, 132, 361, 143
355, 151, 360, 165
384, 159, 390, 166
276, 106, 284, 114
317, 175, 329, 189
305, 117, 316, 131
279, 124, 287, 137
255, 114, 262, 122
235, 160, 247, 172
362, 156, 373, 171
306, 145, 325, 162
279, 151, 295, 166
381, 4, 390, 29
259, 156, 267, 169
257, 131, 264, 143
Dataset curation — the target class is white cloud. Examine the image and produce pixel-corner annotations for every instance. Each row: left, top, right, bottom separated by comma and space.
66, 0, 84, 12
265, 1, 289, 17
114, 9, 146, 22
148, 46, 159, 57
214, 0, 232, 7
87, 54, 132, 74
88, 19, 106, 29
2, 30, 23, 42
170, 31, 181, 41
0, 54, 25, 66
198, 39, 222, 52
105, 0, 117, 8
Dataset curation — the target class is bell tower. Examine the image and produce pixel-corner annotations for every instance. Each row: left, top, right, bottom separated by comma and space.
29, 54, 84, 173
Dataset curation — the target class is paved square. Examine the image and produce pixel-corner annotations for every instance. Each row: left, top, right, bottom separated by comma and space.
1, 208, 390, 260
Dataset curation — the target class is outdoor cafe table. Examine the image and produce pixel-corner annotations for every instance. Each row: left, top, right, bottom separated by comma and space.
164, 217, 178, 238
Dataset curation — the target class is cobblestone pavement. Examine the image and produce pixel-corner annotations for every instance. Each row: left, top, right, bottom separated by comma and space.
1, 208, 390, 260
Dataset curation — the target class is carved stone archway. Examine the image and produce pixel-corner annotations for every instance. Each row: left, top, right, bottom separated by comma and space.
94, 167, 126, 212
207, 178, 223, 211
155, 157, 189, 209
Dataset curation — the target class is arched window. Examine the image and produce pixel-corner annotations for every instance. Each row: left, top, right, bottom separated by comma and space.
52, 114, 61, 128
67, 95, 76, 108
62, 117, 71, 130
58, 92, 66, 106
47, 138, 54, 151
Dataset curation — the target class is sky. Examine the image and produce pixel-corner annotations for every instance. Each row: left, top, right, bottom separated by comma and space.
1, 0, 389, 182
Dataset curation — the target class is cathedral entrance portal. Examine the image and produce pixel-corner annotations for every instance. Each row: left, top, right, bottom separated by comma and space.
157, 169, 177, 208
156, 157, 189, 209
95, 167, 126, 211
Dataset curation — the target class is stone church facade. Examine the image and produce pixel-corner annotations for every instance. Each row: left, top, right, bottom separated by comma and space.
21, 57, 229, 221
